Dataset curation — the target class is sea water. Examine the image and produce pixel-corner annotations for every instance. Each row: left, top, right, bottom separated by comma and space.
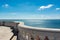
0, 19, 60, 29
18, 19, 60, 29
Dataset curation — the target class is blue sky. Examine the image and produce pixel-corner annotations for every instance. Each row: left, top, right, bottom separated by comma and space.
0, 0, 60, 19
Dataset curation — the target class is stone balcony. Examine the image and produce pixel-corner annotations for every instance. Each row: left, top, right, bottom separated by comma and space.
0, 21, 60, 40
18, 22, 60, 40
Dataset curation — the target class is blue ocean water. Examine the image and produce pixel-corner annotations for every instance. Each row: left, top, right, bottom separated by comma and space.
0, 19, 60, 29
17, 19, 60, 29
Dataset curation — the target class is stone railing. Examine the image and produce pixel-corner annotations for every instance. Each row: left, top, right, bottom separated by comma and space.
18, 22, 60, 40
0, 21, 19, 28
0, 21, 60, 40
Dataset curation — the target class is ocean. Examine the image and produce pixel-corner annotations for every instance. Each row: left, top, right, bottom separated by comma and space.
0, 19, 60, 29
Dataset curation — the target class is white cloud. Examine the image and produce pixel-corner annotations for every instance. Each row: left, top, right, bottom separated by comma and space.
38, 4, 53, 10
56, 8, 60, 10
2, 4, 9, 8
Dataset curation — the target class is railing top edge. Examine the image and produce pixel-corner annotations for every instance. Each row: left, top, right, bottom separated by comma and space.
18, 25, 60, 32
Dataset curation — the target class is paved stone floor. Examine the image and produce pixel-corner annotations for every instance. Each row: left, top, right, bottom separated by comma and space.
0, 26, 16, 40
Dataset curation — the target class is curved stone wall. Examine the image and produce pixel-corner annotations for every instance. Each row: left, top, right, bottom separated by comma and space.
18, 23, 60, 40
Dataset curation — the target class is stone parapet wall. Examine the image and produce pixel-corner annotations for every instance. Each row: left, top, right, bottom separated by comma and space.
0, 21, 3, 26
0, 21, 19, 27
18, 24, 60, 40
0, 21, 60, 40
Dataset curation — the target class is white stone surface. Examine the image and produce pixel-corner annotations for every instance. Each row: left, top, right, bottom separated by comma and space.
0, 26, 14, 40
